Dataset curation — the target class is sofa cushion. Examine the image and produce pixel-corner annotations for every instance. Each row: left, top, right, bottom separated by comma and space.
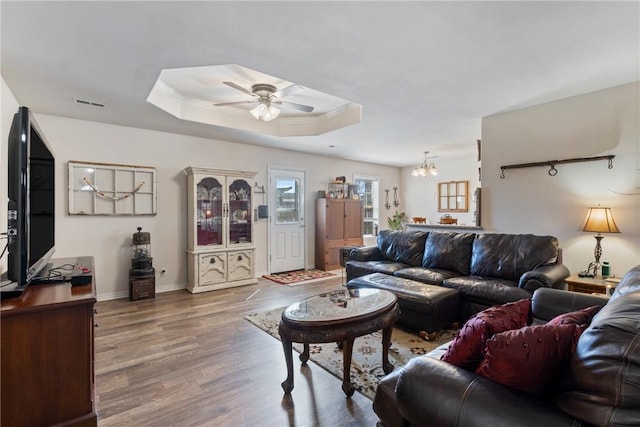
475, 323, 581, 395
377, 230, 428, 267
556, 284, 640, 426
421, 231, 475, 275
442, 276, 532, 306
393, 267, 459, 286
440, 298, 531, 370
470, 234, 559, 281
345, 260, 409, 278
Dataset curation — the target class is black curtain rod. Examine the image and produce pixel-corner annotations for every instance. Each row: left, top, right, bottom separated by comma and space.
500, 155, 615, 178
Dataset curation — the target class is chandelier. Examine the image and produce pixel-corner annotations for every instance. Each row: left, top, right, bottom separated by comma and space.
412, 151, 439, 177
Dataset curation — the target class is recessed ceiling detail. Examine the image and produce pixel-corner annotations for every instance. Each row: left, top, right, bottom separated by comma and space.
146, 64, 362, 137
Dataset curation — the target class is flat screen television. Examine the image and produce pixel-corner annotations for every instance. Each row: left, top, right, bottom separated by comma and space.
2, 106, 55, 298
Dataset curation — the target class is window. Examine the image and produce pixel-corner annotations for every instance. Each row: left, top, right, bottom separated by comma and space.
275, 178, 299, 223
438, 180, 469, 212
354, 176, 379, 236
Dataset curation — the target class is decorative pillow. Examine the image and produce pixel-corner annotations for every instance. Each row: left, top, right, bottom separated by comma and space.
548, 305, 601, 326
475, 323, 580, 395
441, 298, 531, 370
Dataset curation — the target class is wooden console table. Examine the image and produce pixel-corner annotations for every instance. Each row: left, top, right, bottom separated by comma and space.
1, 257, 97, 426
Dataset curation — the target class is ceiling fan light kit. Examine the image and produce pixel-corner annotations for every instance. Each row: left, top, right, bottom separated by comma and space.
250, 102, 280, 122
412, 151, 439, 177
146, 64, 362, 136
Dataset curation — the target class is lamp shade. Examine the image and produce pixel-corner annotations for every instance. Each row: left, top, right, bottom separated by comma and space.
581, 207, 620, 233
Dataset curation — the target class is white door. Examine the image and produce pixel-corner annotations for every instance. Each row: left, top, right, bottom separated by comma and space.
269, 168, 305, 273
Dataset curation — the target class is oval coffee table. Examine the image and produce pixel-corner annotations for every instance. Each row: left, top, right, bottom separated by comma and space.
278, 288, 400, 397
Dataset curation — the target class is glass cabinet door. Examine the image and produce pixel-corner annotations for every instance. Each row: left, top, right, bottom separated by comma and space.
197, 177, 224, 246
228, 178, 252, 245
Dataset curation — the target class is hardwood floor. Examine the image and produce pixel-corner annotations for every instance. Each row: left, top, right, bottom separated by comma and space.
95, 274, 381, 426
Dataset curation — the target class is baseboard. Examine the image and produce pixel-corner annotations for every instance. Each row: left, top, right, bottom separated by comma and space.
97, 282, 186, 301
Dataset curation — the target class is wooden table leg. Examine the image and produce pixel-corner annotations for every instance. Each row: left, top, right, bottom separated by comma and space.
300, 343, 310, 364
281, 337, 294, 393
382, 324, 394, 374
341, 338, 356, 397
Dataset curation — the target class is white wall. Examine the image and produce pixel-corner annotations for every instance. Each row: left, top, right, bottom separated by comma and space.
481, 81, 640, 277
1, 79, 21, 275
1, 76, 402, 299
4, 76, 639, 298
402, 154, 481, 226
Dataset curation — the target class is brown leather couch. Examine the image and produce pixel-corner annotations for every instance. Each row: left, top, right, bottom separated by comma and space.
373, 265, 640, 427
346, 230, 570, 319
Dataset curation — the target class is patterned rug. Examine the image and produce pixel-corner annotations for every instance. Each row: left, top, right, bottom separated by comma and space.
262, 269, 336, 286
245, 306, 456, 400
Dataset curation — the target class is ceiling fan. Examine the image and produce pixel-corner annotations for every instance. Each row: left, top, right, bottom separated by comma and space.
214, 82, 314, 121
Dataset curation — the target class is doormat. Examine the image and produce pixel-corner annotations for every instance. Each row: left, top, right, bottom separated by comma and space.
245, 306, 457, 400
263, 269, 336, 286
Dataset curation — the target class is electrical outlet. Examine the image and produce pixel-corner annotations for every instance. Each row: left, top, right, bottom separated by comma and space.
160, 268, 167, 277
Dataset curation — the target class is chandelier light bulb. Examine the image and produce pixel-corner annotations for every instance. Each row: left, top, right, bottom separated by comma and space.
412, 151, 438, 177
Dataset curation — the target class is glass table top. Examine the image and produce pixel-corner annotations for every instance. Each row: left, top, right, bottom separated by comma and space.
282, 288, 396, 323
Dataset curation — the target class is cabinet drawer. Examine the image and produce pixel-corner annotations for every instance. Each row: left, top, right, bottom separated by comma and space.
198, 252, 226, 285
130, 276, 155, 301
227, 250, 253, 281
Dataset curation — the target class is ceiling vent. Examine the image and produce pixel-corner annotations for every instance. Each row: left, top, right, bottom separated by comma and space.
74, 98, 105, 108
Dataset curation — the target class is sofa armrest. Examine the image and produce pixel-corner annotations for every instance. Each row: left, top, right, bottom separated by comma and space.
531, 287, 607, 322
348, 245, 382, 262
394, 356, 580, 427
519, 263, 570, 292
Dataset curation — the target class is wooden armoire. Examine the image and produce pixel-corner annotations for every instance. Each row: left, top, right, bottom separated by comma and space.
315, 198, 364, 271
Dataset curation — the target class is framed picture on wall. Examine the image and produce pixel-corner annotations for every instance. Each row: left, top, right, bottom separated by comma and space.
68, 160, 157, 215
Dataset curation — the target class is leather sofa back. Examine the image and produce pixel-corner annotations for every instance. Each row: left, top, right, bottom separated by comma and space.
422, 231, 475, 275
377, 230, 428, 267
556, 265, 640, 426
470, 234, 559, 281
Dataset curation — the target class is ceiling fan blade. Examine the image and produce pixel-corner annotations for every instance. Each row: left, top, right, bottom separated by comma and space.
223, 81, 256, 97
279, 100, 314, 113
274, 83, 303, 99
213, 100, 255, 107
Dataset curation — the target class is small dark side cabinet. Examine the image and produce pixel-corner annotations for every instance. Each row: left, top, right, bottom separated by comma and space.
1, 257, 97, 427
130, 275, 156, 301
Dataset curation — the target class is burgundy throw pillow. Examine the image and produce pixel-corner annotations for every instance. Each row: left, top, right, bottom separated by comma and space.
475, 323, 580, 395
441, 299, 531, 370
548, 305, 601, 326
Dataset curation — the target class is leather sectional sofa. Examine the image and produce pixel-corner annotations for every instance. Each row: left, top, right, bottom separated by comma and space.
346, 230, 570, 322
373, 265, 640, 427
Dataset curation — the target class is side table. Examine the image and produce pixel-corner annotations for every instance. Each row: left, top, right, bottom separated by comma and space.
565, 274, 616, 296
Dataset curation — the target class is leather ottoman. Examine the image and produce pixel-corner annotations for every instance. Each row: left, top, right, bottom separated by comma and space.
347, 272, 460, 334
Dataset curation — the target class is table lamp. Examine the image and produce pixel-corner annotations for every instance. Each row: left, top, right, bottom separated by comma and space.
579, 206, 620, 277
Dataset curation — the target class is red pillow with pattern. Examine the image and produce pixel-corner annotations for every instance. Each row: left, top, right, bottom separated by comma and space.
441, 298, 531, 370
475, 323, 581, 395
548, 305, 601, 326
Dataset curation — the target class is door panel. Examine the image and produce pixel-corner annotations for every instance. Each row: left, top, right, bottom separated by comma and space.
269, 168, 305, 273
344, 200, 364, 239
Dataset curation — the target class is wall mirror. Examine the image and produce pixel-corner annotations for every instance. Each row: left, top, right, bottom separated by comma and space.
438, 180, 469, 212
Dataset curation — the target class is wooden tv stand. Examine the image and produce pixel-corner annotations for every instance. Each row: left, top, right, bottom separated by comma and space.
1, 257, 97, 427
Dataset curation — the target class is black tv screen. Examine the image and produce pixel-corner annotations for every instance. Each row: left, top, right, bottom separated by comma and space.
5, 106, 55, 289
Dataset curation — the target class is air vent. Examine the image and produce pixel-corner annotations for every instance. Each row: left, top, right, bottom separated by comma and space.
74, 98, 105, 108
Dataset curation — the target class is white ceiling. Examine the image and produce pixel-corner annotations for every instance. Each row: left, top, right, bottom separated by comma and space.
1, 1, 638, 167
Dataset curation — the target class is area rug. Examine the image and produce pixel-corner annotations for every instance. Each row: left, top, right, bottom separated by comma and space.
245, 306, 457, 400
262, 269, 336, 286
